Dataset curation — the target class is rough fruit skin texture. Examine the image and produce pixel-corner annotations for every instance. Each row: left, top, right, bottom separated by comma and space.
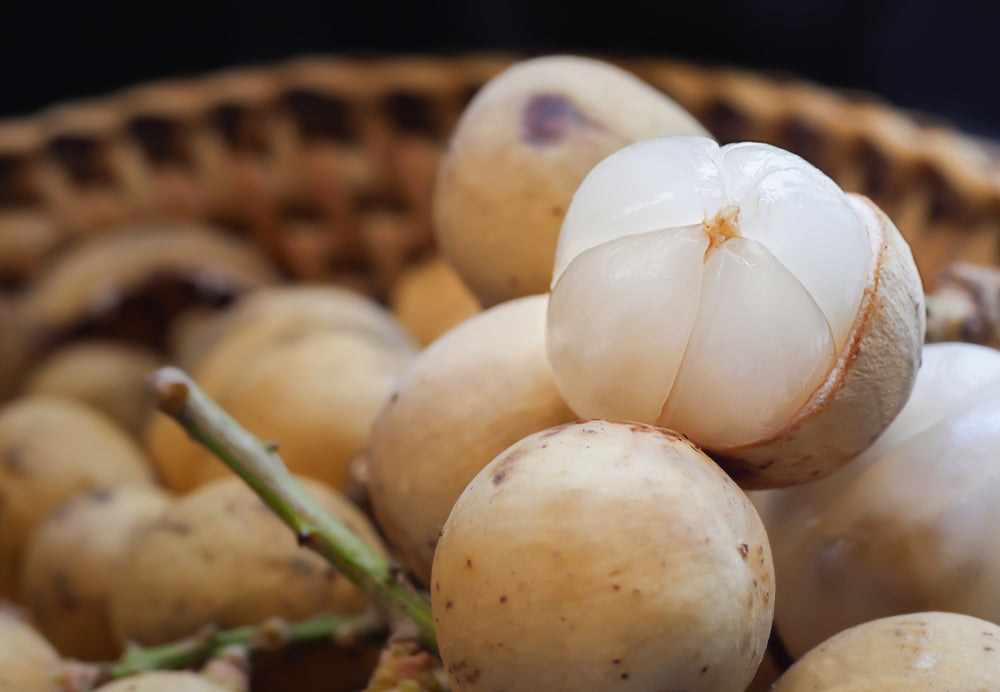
20, 485, 173, 661
771, 612, 1000, 691
434, 55, 708, 307
431, 419, 774, 692
109, 476, 386, 647
713, 195, 925, 488
146, 286, 417, 493
368, 294, 576, 585
0, 397, 154, 600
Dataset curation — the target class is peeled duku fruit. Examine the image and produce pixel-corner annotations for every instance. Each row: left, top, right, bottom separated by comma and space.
548, 135, 925, 488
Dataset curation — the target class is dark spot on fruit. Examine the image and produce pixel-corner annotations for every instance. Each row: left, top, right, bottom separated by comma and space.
521, 93, 590, 147
895, 630, 902, 636
287, 555, 316, 575
739, 544, 749, 559
446, 601, 454, 610
542, 421, 577, 437
985, 631, 996, 637
491, 448, 526, 486
553, 550, 561, 557
3, 447, 25, 475
156, 519, 192, 535
620, 673, 629, 680
612, 584, 621, 591
88, 488, 115, 503
986, 646, 995, 652
633, 589, 641, 595
435, 581, 440, 591
465, 669, 481, 683
466, 559, 473, 567
552, 205, 562, 216
507, 276, 519, 288
500, 595, 507, 604
389, 391, 399, 403
53, 572, 79, 609
612, 659, 621, 665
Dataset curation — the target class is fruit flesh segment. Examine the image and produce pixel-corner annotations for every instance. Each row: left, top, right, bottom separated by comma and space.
548, 136, 869, 448
732, 157, 868, 353
658, 237, 836, 448
547, 225, 708, 423
551, 137, 726, 283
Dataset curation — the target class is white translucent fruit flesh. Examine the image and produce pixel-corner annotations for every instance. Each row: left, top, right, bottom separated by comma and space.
548, 135, 871, 450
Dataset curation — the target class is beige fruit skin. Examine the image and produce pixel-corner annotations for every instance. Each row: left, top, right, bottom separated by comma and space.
20, 486, 173, 661
93, 672, 227, 692
0, 613, 61, 692
712, 195, 925, 489
388, 255, 482, 347
24, 341, 163, 437
368, 294, 575, 585
771, 612, 1000, 691
168, 286, 418, 373
109, 475, 386, 646
432, 420, 773, 692
0, 397, 154, 600
146, 287, 417, 492
434, 55, 709, 307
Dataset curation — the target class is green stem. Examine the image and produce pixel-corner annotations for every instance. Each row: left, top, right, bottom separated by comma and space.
146, 366, 438, 657
108, 612, 385, 679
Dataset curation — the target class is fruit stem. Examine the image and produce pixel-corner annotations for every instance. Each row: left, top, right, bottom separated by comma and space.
145, 366, 439, 657
60, 611, 387, 689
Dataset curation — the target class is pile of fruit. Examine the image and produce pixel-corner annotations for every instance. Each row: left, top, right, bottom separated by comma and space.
2, 54, 999, 692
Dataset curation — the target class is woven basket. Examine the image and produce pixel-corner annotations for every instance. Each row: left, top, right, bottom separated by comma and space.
1, 54, 998, 392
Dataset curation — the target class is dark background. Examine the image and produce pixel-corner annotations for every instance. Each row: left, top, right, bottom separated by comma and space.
1, 0, 997, 137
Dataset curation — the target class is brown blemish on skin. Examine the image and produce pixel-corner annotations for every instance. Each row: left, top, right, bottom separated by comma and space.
701, 665, 709, 674
155, 518, 193, 536
466, 559, 473, 567
541, 421, 578, 437
88, 488, 115, 503
446, 601, 454, 610
521, 94, 591, 147
287, 555, 317, 575
739, 544, 749, 559
2, 446, 25, 475
53, 572, 78, 610
492, 447, 527, 486
499, 595, 507, 604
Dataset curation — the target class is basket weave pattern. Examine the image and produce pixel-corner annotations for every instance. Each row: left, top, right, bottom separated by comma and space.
1, 55, 999, 297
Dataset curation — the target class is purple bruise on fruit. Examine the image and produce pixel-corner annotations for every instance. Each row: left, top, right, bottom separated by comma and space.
520, 94, 591, 147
